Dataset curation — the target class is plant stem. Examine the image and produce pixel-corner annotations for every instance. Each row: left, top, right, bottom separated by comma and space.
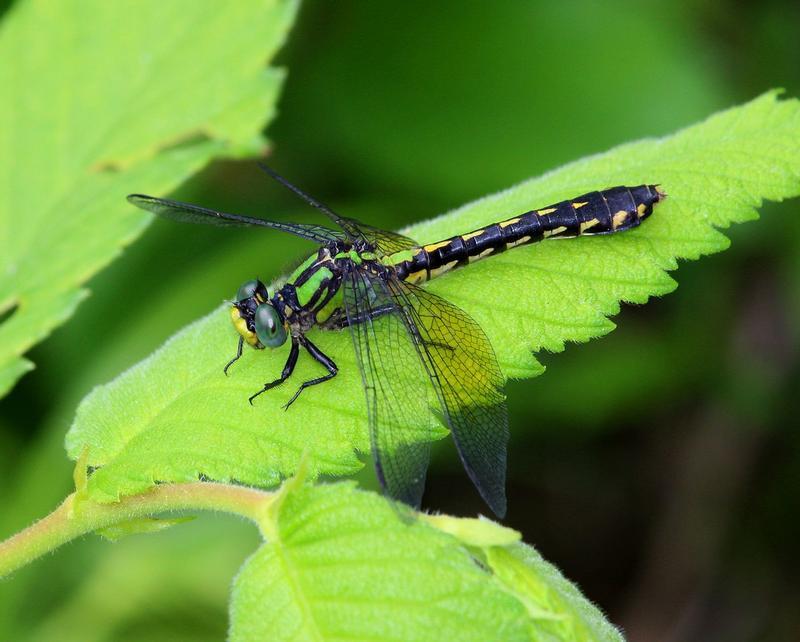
0, 482, 274, 579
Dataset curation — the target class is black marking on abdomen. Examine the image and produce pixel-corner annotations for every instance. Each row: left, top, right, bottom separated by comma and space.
395, 184, 663, 282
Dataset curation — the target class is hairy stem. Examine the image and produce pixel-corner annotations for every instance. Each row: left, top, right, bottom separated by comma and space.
0, 482, 274, 578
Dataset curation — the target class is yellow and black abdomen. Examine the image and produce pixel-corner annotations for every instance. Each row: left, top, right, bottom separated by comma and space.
393, 184, 664, 283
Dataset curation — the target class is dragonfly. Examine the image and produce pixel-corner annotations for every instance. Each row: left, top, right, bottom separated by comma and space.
128, 165, 664, 517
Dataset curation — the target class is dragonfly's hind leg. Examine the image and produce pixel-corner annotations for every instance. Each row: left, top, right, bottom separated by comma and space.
283, 336, 338, 410
248, 339, 300, 405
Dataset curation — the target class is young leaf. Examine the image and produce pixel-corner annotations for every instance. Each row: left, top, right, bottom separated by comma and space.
418, 511, 623, 639
230, 480, 617, 642
0, 0, 299, 397
67, 92, 800, 502
486, 545, 623, 641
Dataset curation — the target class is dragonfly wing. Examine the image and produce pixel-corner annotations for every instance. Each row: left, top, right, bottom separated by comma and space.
127, 194, 344, 245
388, 280, 509, 518
256, 163, 366, 241
343, 269, 437, 509
255, 163, 420, 254
342, 218, 419, 256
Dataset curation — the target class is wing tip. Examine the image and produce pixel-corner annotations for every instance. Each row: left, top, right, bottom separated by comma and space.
127, 193, 152, 206
487, 492, 508, 519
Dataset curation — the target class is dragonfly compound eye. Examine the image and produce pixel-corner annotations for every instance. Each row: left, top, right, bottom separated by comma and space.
254, 303, 287, 348
236, 279, 269, 303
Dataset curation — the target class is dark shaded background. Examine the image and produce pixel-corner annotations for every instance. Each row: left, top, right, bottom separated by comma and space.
1, 1, 799, 640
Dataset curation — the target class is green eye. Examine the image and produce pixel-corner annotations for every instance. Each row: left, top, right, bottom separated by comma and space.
236, 279, 268, 302
236, 280, 259, 302
254, 304, 287, 348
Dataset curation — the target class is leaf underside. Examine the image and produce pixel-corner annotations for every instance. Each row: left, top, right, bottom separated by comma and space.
0, 0, 299, 398
66, 91, 800, 502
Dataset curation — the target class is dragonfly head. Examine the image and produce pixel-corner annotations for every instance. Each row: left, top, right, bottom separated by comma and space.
230, 279, 288, 349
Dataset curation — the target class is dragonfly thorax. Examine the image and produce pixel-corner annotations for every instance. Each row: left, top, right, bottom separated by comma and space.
275, 243, 366, 333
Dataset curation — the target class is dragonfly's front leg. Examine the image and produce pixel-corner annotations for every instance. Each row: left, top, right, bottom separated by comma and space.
248, 338, 300, 405
223, 337, 244, 375
283, 336, 338, 410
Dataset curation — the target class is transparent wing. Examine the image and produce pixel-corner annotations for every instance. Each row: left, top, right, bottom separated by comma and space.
256, 163, 366, 241
127, 194, 344, 245
388, 280, 509, 518
343, 269, 437, 509
255, 164, 419, 254
342, 218, 419, 256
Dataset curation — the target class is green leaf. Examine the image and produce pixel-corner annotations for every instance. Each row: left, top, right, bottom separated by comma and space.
67, 92, 800, 502
420, 510, 621, 640
230, 480, 622, 641
0, 0, 299, 398
486, 545, 622, 641
420, 513, 521, 548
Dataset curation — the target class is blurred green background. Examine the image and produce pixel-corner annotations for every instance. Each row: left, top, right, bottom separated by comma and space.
2, 1, 799, 640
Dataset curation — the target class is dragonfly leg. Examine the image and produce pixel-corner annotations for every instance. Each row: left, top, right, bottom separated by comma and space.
248, 339, 300, 405
283, 336, 338, 410
223, 337, 244, 376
